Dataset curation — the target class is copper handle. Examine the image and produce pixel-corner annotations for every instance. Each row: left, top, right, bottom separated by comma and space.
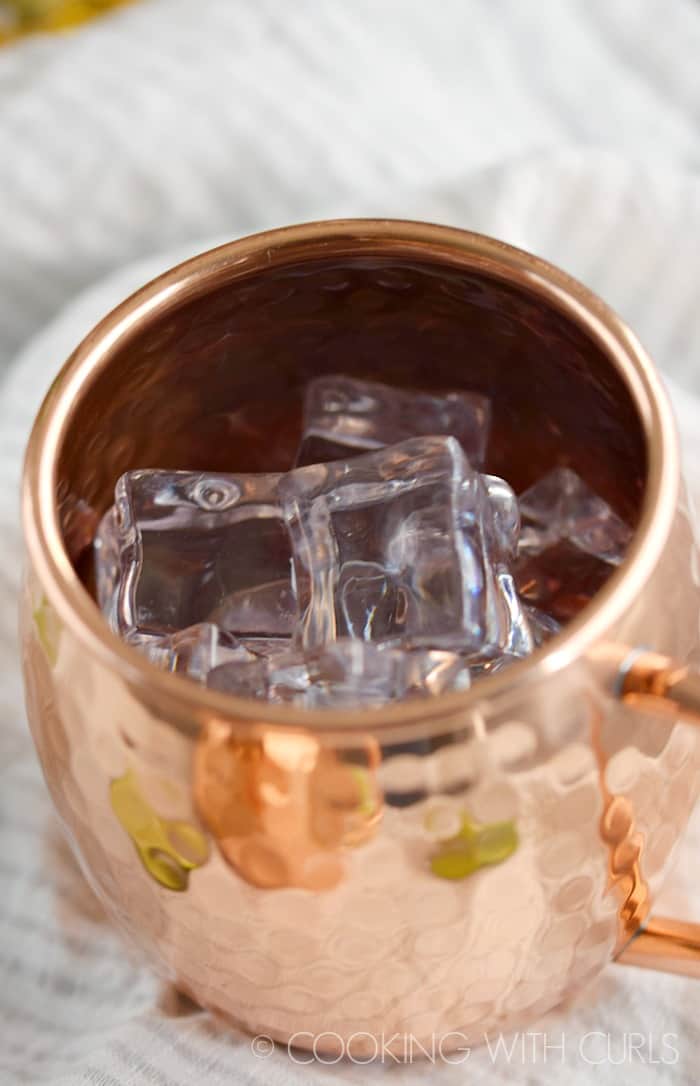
618, 649, 700, 721
617, 917, 700, 978
607, 649, 700, 977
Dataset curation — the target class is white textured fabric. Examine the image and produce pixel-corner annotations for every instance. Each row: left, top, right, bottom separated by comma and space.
2, 1, 700, 1083
2, 0, 700, 385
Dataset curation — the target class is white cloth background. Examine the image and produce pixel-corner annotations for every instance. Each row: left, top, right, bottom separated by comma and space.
1, 1, 700, 1082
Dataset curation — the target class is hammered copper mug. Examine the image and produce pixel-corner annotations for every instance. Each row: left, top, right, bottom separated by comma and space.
20, 220, 700, 1058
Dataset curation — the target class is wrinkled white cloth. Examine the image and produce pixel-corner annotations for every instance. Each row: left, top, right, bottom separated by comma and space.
1, 1, 700, 1083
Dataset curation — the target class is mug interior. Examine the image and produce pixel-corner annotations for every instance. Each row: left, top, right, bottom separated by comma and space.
56, 242, 648, 602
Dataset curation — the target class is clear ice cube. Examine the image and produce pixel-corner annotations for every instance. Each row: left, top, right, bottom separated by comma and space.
280, 435, 523, 654
336, 561, 405, 642
207, 640, 466, 706
412, 648, 470, 696
525, 606, 562, 646
496, 568, 535, 656
515, 467, 632, 622
467, 653, 523, 680
206, 652, 269, 698
94, 470, 296, 639
127, 622, 256, 683
296, 375, 491, 467
235, 636, 292, 659
483, 474, 520, 559
518, 467, 632, 564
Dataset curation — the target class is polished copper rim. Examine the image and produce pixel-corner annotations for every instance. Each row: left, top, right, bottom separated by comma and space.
21, 219, 680, 734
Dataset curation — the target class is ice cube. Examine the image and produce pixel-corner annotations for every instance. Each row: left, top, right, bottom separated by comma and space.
94, 470, 296, 640
207, 640, 465, 706
515, 468, 632, 622
411, 648, 470, 696
280, 436, 521, 654
336, 560, 405, 642
127, 623, 256, 683
208, 579, 297, 636
235, 636, 292, 659
301, 644, 466, 706
467, 653, 522, 680
207, 654, 269, 698
518, 467, 631, 564
525, 606, 562, 646
296, 375, 491, 467
496, 568, 535, 656
286, 642, 410, 707
483, 474, 520, 558
478, 477, 532, 657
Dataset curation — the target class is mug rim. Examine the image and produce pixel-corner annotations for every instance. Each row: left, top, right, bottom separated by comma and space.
21, 218, 680, 734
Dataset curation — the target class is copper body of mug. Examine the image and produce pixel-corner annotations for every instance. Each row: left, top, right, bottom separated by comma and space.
20, 220, 700, 1058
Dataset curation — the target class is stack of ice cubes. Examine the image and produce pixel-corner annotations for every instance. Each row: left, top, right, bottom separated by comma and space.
94, 375, 632, 708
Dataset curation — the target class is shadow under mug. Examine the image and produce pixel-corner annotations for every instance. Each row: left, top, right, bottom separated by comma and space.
20, 220, 700, 1057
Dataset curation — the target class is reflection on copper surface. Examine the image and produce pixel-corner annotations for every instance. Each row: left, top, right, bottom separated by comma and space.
193, 721, 382, 889
32, 591, 60, 668
427, 809, 519, 880
59, 492, 100, 564
110, 769, 209, 891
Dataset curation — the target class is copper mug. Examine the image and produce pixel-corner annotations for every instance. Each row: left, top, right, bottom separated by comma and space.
20, 220, 700, 1058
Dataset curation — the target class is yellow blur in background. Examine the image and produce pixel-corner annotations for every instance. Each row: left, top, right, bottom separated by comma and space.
0, 0, 132, 43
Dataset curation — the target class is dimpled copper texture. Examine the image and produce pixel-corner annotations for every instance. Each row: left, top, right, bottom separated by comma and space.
21, 222, 700, 1056
192, 722, 381, 890
56, 249, 645, 531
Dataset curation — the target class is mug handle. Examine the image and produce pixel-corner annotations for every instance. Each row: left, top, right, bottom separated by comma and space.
603, 647, 700, 977
617, 917, 700, 978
